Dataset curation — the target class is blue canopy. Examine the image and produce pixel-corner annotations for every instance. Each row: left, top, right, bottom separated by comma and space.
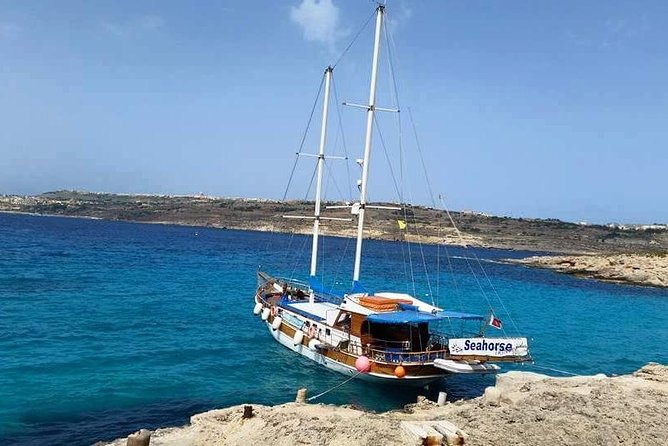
308, 277, 344, 298
366, 310, 484, 324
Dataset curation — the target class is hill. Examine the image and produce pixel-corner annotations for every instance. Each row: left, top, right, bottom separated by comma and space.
1, 190, 667, 254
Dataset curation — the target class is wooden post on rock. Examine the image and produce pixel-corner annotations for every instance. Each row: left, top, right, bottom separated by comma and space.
295, 388, 308, 403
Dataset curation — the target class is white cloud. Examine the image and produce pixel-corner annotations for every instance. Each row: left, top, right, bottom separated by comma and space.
101, 15, 165, 37
290, 0, 346, 51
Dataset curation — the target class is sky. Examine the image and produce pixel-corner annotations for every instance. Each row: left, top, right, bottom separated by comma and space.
1, 0, 666, 224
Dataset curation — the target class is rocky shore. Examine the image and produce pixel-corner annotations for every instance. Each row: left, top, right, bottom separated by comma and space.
510, 253, 668, 288
101, 363, 667, 446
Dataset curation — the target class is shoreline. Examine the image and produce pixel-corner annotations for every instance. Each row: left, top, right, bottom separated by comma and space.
3, 191, 667, 256
5, 210, 668, 288
509, 253, 668, 288
99, 363, 668, 446
0, 210, 509, 251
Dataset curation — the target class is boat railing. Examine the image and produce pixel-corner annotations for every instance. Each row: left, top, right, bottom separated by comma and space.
275, 276, 310, 290
367, 345, 449, 364
274, 276, 344, 305
346, 340, 448, 364
368, 338, 411, 351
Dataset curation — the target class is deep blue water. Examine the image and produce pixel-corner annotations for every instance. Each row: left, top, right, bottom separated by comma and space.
1, 213, 666, 445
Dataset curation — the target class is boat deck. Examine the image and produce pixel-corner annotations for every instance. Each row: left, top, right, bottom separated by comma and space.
284, 301, 339, 322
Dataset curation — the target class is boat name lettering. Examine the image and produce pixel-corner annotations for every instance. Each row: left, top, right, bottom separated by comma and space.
463, 339, 512, 352
448, 337, 528, 358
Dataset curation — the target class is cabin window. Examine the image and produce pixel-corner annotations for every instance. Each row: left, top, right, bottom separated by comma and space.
367, 322, 430, 351
325, 328, 331, 336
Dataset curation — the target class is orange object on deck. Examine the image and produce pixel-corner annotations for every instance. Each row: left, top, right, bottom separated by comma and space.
358, 296, 413, 312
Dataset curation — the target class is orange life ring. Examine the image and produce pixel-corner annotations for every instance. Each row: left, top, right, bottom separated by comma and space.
308, 325, 317, 338
271, 306, 278, 317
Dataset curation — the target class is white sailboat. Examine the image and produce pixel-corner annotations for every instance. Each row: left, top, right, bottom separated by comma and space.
253, 4, 530, 385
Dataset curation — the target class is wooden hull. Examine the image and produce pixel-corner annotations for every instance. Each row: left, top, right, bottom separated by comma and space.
264, 318, 446, 387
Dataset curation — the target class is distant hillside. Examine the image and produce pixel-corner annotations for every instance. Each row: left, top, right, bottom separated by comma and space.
1, 190, 666, 254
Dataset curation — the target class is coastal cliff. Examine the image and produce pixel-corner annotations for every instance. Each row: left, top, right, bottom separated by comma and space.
101, 363, 667, 445
510, 253, 668, 288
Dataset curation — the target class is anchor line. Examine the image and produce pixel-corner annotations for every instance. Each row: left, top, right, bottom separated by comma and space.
307, 370, 364, 401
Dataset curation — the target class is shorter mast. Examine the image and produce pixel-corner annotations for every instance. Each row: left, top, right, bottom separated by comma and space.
309, 66, 333, 303
352, 5, 384, 286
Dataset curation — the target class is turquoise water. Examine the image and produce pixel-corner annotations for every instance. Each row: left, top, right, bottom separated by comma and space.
1, 213, 666, 445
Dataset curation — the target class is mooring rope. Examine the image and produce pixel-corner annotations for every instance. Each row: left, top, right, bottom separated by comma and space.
527, 363, 580, 376
307, 370, 363, 402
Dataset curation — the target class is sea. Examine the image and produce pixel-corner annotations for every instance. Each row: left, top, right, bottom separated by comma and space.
1, 212, 667, 445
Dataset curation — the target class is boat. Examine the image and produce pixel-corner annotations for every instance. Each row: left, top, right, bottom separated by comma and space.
252, 4, 530, 386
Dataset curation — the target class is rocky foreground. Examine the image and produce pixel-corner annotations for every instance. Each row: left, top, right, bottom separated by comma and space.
102, 363, 667, 446
511, 253, 668, 288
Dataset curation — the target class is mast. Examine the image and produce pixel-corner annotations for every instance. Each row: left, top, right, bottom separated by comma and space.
352, 5, 384, 285
310, 66, 333, 290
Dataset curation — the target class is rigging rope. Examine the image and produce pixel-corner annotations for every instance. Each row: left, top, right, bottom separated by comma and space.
331, 76, 354, 201
408, 99, 524, 337
383, 9, 404, 203
282, 73, 325, 201
439, 202, 522, 337
407, 108, 436, 207
332, 9, 377, 69
373, 116, 402, 199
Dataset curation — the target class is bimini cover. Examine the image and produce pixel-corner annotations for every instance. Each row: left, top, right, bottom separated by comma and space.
367, 310, 484, 324
308, 277, 344, 298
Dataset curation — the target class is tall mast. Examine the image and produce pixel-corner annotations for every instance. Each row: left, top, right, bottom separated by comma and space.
309, 66, 333, 301
352, 5, 384, 285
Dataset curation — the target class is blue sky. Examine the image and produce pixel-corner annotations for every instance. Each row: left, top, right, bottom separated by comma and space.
1, 1, 666, 224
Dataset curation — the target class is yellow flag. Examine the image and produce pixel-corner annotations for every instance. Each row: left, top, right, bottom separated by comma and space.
397, 219, 407, 230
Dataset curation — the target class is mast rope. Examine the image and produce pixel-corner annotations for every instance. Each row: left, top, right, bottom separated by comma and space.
384, 8, 404, 204
282, 73, 325, 201
408, 97, 524, 337
288, 230, 312, 283
331, 9, 377, 69
373, 116, 402, 199
380, 18, 438, 306
380, 11, 412, 295
436, 215, 465, 312
321, 73, 353, 204
304, 160, 319, 201
405, 109, 466, 312
388, 8, 511, 331
438, 200, 523, 337
331, 76, 354, 201
407, 108, 436, 207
